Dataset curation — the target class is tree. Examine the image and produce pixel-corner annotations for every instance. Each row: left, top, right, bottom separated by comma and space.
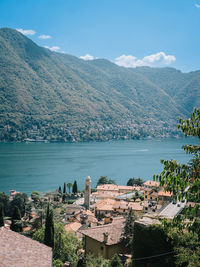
154, 107, 200, 202
121, 208, 136, 251
110, 254, 123, 267
132, 195, 137, 202
72, 180, 78, 194
10, 193, 28, 217
67, 183, 73, 194
85, 253, 109, 267
132, 223, 175, 267
153, 108, 200, 267
0, 192, 10, 216
97, 176, 116, 186
53, 259, 64, 267
31, 191, 40, 203
63, 183, 66, 194
33, 222, 81, 266
58, 186, 62, 194
0, 203, 4, 227
31, 208, 46, 231
44, 203, 54, 248
127, 178, 144, 186
10, 205, 22, 232
162, 217, 200, 267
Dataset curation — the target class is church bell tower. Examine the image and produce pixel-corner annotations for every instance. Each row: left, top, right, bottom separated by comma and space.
84, 176, 91, 210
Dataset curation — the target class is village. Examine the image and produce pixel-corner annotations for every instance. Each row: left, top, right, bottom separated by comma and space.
0, 175, 195, 267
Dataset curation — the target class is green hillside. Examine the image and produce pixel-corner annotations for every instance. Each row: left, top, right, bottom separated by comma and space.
0, 28, 199, 142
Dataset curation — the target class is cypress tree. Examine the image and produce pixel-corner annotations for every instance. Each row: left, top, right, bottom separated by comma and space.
0, 203, 4, 227
58, 186, 62, 194
72, 180, 78, 194
44, 203, 54, 248
10, 205, 22, 232
122, 208, 136, 250
63, 183, 66, 194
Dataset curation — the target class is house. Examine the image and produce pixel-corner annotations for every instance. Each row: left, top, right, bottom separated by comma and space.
143, 180, 160, 188
158, 190, 172, 205
70, 209, 98, 227
92, 184, 141, 201
94, 198, 116, 216
65, 222, 82, 235
144, 187, 153, 200
128, 202, 144, 214
94, 198, 144, 217
0, 227, 52, 267
148, 191, 159, 202
79, 217, 126, 259
65, 204, 83, 221
143, 201, 162, 213
10, 189, 19, 196
113, 201, 143, 215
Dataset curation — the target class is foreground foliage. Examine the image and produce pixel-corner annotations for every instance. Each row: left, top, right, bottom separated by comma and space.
153, 108, 200, 267
33, 222, 81, 266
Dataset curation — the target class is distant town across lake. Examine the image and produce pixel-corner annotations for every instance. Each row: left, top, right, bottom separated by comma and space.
0, 137, 198, 195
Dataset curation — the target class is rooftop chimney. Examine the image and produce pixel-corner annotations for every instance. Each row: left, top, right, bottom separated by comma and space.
103, 232, 109, 243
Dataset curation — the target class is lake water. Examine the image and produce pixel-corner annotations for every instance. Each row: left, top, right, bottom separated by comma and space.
0, 137, 198, 195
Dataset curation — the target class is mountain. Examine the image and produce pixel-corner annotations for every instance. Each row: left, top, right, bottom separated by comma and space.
0, 27, 199, 142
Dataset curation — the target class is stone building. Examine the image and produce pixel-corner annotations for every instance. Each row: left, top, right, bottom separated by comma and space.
79, 217, 126, 259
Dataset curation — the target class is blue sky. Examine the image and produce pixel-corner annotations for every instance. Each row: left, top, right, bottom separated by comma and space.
0, 0, 200, 72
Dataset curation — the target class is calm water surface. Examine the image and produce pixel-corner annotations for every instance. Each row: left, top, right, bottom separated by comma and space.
0, 138, 198, 195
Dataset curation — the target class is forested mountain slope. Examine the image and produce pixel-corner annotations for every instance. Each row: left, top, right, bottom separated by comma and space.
0, 28, 199, 142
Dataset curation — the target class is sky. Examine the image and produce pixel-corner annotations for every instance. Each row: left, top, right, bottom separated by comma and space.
0, 0, 200, 72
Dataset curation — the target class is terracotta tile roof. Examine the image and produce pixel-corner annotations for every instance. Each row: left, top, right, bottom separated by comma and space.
128, 202, 143, 211
74, 210, 98, 224
97, 184, 119, 191
96, 199, 143, 212
0, 227, 52, 267
143, 180, 160, 187
95, 198, 116, 211
23, 226, 31, 232
150, 192, 158, 197
88, 215, 98, 223
144, 187, 153, 192
97, 205, 114, 211
65, 204, 82, 215
118, 185, 140, 191
135, 198, 141, 202
113, 201, 129, 210
97, 184, 140, 192
186, 202, 197, 208
92, 192, 121, 199
65, 222, 82, 233
79, 218, 125, 245
158, 190, 172, 197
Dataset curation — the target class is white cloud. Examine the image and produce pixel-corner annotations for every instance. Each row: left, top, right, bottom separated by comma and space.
38, 35, 51, 39
114, 52, 176, 68
195, 3, 200, 8
80, 54, 95, 60
44, 45, 60, 52
16, 28, 36, 36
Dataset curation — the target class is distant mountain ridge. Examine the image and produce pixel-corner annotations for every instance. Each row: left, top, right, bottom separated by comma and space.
0, 27, 199, 142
